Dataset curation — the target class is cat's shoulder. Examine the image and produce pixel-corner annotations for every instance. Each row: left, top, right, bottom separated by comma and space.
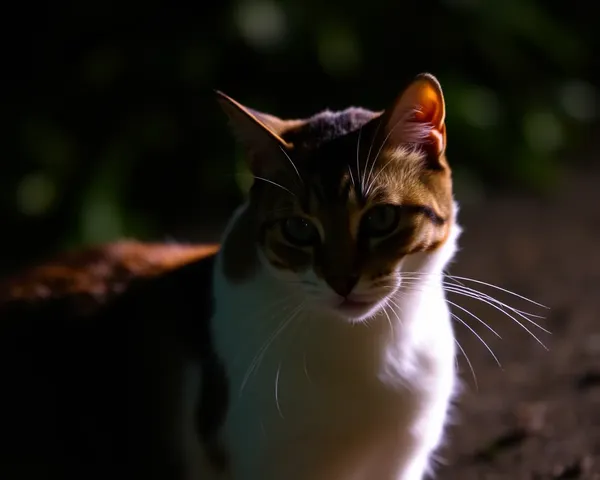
0, 240, 219, 309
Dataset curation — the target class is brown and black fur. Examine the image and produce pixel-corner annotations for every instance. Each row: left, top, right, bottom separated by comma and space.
0, 242, 224, 480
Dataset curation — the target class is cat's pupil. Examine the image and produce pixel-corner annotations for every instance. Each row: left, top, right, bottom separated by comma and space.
362, 205, 399, 237
281, 217, 318, 246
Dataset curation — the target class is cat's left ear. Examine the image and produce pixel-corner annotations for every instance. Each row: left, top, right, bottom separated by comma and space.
380, 73, 447, 166
216, 91, 296, 175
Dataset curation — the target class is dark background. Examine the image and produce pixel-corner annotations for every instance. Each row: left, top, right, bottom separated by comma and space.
2, 0, 598, 272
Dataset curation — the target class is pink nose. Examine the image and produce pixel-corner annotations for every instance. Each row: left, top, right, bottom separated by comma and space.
326, 275, 359, 298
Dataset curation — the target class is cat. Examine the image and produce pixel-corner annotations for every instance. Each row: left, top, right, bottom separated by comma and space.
0, 242, 221, 480
0, 73, 459, 480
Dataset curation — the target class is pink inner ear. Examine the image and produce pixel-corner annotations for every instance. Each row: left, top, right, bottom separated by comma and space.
397, 107, 435, 144
386, 83, 446, 155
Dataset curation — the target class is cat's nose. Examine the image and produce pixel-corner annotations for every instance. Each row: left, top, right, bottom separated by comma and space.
327, 274, 359, 298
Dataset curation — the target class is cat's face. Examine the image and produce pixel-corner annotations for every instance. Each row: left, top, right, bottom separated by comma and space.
219, 74, 453, 321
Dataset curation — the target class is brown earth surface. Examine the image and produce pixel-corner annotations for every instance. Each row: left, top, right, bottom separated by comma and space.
436, 167, 600, 479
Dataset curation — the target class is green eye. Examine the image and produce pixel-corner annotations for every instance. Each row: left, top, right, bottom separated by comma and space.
362, 205, 399, 238
281, 217, 319, 246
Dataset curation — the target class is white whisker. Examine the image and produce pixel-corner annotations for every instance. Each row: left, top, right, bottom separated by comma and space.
239, 302, 303, 395
398, 272, 547, 308
444, 274, 548, 309
441, 286, 549, 349
444, 282, 546, 320
399, 272, 549, 323
442, 284, 550, 333
364, 160, 394, 197
385, 296, 404, 326
364, 126, 397, 196
253, 176, 296, 197
454, 338, 478, 391
361, 118, 383, 193
302, 353, 312, 385
399, 276, 550, 350
364, 108, 423, 196
348, 165, 356, 189
451, 313, 502, 369
230, 296, 294, 365
275, 362, 284, 418
278, 146, 303, 186
383, 308, 395, 338
444, 298, 502, 339
355, 126, 363, 195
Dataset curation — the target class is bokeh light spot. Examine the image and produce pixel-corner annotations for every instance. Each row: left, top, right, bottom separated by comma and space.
234, 0, 287, 49
317, 23, 361, 77
459, 86, 500, 128
523, 110, 563, 153
16, 173, 56, 216
559, 80, 596, 122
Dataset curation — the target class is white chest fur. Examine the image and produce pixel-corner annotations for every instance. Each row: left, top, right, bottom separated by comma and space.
210, 205, 461, 480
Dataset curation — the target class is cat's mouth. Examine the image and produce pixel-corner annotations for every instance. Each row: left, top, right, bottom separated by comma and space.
334, 295, 379, 318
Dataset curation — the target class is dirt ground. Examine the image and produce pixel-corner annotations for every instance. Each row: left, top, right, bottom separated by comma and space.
436, 166, 600, 479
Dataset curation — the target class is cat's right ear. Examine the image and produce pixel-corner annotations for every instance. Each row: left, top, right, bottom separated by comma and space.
378, 73, 447, 168
216, 91, 293, 175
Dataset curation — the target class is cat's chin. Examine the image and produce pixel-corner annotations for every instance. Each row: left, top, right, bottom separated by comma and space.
330, 297, 385, 322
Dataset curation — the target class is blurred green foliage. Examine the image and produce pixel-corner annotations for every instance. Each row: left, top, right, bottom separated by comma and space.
1, 0, 598, 273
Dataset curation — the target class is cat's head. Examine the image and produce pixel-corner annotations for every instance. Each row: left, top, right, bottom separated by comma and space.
219, 74, 454, 322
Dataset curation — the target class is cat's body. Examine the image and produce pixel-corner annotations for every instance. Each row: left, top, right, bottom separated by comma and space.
1, 74, 461, 480
0, 243, 221, 480
211, 205, 460, 480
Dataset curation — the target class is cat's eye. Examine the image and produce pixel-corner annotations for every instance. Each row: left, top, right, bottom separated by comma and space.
361, 205, 399, 238
280, 217, 319, 246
